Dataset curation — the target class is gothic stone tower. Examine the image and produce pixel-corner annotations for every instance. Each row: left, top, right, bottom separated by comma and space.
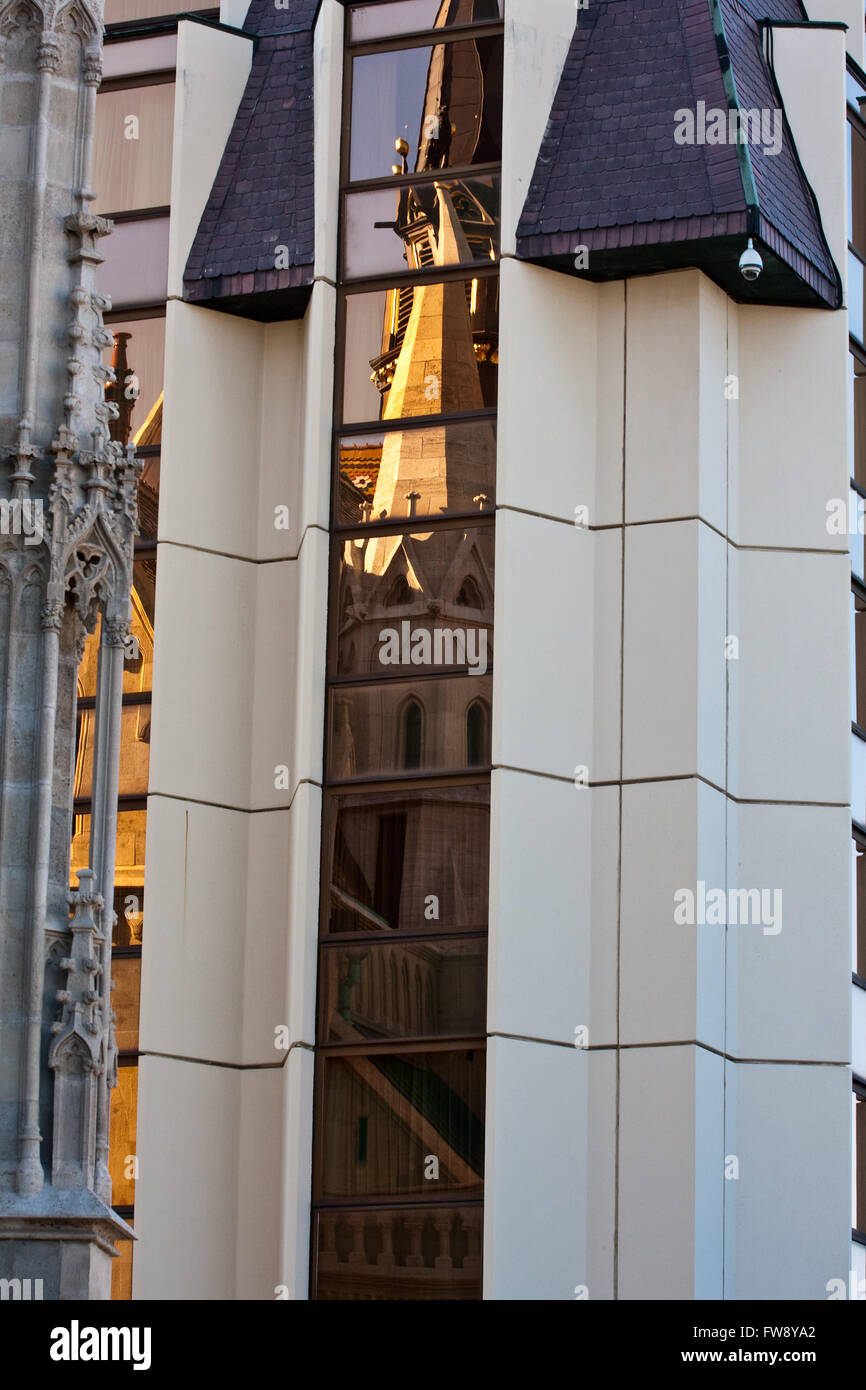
0, 0, 136, 1298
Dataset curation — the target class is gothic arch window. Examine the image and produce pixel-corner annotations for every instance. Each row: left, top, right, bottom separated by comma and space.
456, 575, 483, 609
400, 697, 424, 769
385, 572, 412, 607
466, 698, 490, 767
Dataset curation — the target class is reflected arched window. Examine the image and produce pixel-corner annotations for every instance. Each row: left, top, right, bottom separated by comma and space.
456, 575, 482, 608
386, 573, 412, 607
466, 699, 489, 766
401, 697, 423, 769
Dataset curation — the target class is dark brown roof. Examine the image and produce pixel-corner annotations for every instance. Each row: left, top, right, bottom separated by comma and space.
516, 0, 840, 308
182, 0, 319, 319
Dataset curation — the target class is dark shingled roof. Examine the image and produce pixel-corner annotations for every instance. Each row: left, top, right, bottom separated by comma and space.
516, 0, 841, 308
183, 0, 320, 319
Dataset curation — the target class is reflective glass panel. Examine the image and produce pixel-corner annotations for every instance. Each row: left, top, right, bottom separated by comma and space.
317, 1047, 485, 1197
319, 938, 487, 1042
97, 216, 169, 309
851, 250, 864, 346
851, 118, 866, 256
313, 1203, 482, 1299
112, 955, 142, 1053
92, 83, 175, 214
343, 276, 498, 422
349, 36, 502, 183
332, 525, 494, 677
102, 315, 165, 446
105, 0, 211, 20
102, 35, 177, 80
337, 421, 495, 524
328, 674, 491, 779
74, 706, 150, 800
108, 1063, 138, 1207
851, 352, 866, 488
349, 0, 501, 42
76, 564, 157, 700
110, 1214, 134, 1301
70, 809, 147, 949
322, 783, 489, 934
343, 175, 499, 279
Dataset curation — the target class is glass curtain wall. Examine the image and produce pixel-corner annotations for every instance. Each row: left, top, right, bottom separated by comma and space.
310, 0, 503, 1300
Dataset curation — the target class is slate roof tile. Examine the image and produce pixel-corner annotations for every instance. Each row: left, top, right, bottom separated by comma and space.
183, 0, 316, 308
516, 0, 839, 306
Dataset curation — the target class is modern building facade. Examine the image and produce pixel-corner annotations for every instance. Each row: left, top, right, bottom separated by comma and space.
2, 0, 866, 1300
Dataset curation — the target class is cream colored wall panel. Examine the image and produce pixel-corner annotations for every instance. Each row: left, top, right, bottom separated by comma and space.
735, 309, 849, 550
625, 270, 726, 533
235, 1067, 284, 1299
622, 520, 726, 785
806, 0, 863, 67
314, 1, 343, 283
168, 22, 253, 300
591, 525, 622, 782
589, 784, 620, 1048
133, 1056, 240, 1299
483, 1036, 589, 1300
488, 770, 612, 1046
501, 0, 574, 257
585, 1047, 617, 1300
728, 548, 850, 803
497, 260, 603, 525
492, 508, 591, 779
299, 281, 337, 535
160, 301, 263, 558
140, 797, 286, 1065
619, 779, 726, 1051
724, 1060, 850, 1299
774, 27, 848, 280
249, 554, 301, 809
596, 281, 626, 525
149, 544, 256, 808
618, 1045, 723, 1300
257, 320, 307, 559
726, 802, 850, 1063
276, 1046, 315, 1302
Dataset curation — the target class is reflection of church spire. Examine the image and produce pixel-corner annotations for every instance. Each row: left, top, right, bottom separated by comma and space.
105, 332, 135, 446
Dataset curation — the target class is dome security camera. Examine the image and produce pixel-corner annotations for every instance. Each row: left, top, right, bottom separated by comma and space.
739, 238, 763, 282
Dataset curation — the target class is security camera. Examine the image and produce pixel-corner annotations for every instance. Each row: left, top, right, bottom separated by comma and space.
739, 238, 763, 282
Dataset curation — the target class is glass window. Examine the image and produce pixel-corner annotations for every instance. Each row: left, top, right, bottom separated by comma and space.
343, 175, 499, 279
857, 834, 866, 979
102, 34, 177, 79
857, 1090, 866, 1233
856, 591, 866, 733
331, 524, 494, 676
322, 783, 489, 935
103, 314, 165, 446
329, 674, 492, 780
105, 0, 211, 24
98, 216, 170, 310
317, 1047, 485, 1198
108, 1063, 138, 1207
92, 82, 175, 215
850, 250, 864, 347
112, 955, 142, 1052
313, 1203, 482, 1299
349, 0, 502, 44
850, 118, 866, 256
342, 275, 498, 423
110, 1214, 134, 1301
348, 36, 502, 184
73, 707, 150, 800
318, 938, 487, 1042
337, 421, 495, 524
70, 809, 148, 948
851, 352, 866, 489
